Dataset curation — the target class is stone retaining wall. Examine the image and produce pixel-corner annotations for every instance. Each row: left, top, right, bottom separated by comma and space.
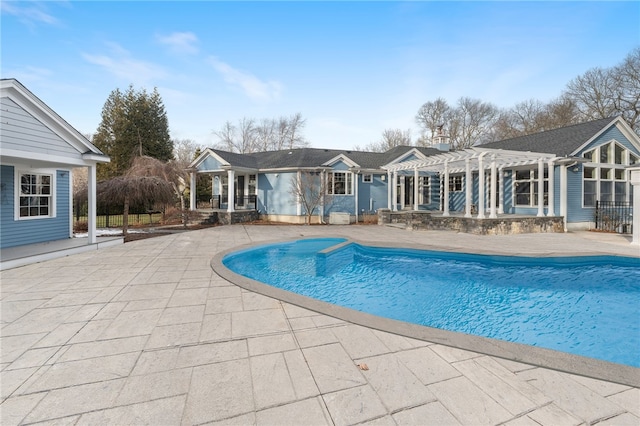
378, 209, 564, 235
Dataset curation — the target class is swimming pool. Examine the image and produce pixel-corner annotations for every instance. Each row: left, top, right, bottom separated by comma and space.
222, 238, 640, 368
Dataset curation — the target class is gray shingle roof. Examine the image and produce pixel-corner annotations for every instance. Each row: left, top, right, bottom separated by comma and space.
211, 146, 444, 170
481, 117, 616, 157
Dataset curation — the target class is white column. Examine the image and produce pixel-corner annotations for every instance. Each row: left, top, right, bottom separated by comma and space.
296, 171, 302, 216
629, 167, 640, 245
414, 167, 419, 211
227, 169, 235, 212
477, 154, 486, 219
190, 171, 197, 211
560, 164, 568, 232
443, 161, 450, 216
87, 164, 97, 244
547, 160, 555, 216
498, 167, 505, 215
465, 158, 472, 217
353, 171, 359, 221
489, 155, 497, 218
387, 170, 392, 209
537, 159, 545, 217
392, 171, 398, 211
320, 170, 325, 221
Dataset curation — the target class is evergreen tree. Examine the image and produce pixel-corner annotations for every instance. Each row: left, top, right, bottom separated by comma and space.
93, 85, 173, 179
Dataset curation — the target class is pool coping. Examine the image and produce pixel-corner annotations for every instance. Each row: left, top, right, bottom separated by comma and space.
211, 236, 640, 388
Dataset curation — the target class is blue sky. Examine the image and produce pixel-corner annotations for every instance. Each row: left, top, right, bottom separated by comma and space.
2, 1, 639, 151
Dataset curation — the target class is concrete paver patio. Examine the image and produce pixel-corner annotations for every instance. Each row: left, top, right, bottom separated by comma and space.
1, 225, 639, 425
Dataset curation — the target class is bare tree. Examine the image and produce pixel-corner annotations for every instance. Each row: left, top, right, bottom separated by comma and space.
613, 47, 640, 132
355, 129, 412, 152
449, 97, 499, 148
214, 113, 308, 153
289, 170, 332, 224
563, 47, 640, 133
415, 98, 451, 146
213, 118, 257, 153
173, 138, 205, 166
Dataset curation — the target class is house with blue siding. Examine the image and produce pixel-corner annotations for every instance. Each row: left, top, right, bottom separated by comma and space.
189, 145, 444, 223
190, 116, 639, 232
0, 79, 111, 266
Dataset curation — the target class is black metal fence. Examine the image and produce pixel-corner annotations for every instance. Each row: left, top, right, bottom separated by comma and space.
211, 195, 257, 210
595, 201, 633, 234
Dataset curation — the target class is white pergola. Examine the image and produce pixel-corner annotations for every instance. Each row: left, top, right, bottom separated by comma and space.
383, 147, 577, 222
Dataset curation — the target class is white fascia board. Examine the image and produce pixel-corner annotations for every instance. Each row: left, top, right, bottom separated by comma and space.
1, 79, 105, 156
568, 117, 633, 156
189, 148, 231, 169
322, 154, 360, 168
82, 152, 110, 163
385, 147, 429, 166
1, 148, 99, 168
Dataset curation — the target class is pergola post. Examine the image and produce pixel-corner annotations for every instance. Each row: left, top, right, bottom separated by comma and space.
477, 153, 486, 219
227, 169, 235, 213
391, 171, 398, 211
442, 160, 450, 217
498, 167, 505, 215
387, 170, 392, 209
489, 155, 497, 218
465, 158, 472, 218
537, 159, 545, 217
560, 164, 568, 232
414, 167, 419, 211
547, 160, 555, 216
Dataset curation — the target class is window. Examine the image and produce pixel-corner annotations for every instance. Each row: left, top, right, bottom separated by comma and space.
420, 176, 431, 204
362, 174, 373, 183
327, 171, 352, 195
18, 172, 53, 219
448, 175, 462, 192
514, 169, 548, 207
582, 142, 635, 207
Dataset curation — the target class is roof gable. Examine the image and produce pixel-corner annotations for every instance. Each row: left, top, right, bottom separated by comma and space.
0, 79, 108, 165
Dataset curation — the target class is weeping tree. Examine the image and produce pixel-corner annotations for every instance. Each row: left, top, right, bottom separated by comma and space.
97, 174, 174, 236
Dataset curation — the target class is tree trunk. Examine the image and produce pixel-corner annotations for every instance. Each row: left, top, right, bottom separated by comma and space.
123, 196, 129, 236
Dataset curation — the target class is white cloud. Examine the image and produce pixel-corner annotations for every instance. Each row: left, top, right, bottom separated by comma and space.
156, 31, 199, 55
0, 2, 60, 27
208, 56, 282, 102
82, 42, 168, 86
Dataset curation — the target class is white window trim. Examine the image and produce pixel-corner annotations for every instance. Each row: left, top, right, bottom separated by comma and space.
581, 142, 634, 207
513, 168, 548, 207
14, 168, 57, 220
448, 175, 463, 192
327, 171, 353, 195
420, 176, 431, 204
362, 174, 373, 183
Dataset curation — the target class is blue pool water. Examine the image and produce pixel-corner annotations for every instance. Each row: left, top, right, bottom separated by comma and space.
223, 238, 640, 367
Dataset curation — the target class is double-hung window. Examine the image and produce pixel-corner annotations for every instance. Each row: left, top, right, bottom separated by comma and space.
327, 171, 353, 195
18, 172, 54, 219
514, 169, 548, 207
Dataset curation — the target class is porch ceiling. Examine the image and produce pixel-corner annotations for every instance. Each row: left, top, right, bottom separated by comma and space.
383, 147, 560, 174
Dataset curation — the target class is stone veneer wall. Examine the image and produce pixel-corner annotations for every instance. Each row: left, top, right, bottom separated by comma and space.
378, 209, 564, 235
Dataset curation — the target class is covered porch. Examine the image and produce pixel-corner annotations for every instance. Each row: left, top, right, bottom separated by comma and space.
189, 167, 258, 213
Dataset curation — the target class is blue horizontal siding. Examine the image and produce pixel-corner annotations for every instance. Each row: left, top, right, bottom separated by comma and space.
1, 166, 71, 249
